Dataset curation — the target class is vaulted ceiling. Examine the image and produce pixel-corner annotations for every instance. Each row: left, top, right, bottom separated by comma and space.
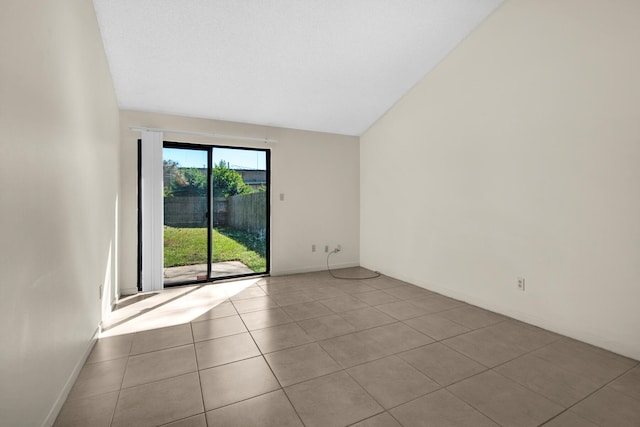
93, 0, 502, 136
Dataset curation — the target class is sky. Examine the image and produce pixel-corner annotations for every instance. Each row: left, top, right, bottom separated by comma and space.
163, 147, 267, 170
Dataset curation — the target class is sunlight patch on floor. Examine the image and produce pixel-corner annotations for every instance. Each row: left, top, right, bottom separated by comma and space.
101, 278, 260, 337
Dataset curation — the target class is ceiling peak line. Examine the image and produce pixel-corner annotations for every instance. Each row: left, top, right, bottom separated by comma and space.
129, 126, 278, 144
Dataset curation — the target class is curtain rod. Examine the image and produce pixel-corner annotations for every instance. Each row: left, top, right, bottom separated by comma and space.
129, 126, 277, 143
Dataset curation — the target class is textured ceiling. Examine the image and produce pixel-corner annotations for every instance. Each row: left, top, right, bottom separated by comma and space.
93, 0, 502, 136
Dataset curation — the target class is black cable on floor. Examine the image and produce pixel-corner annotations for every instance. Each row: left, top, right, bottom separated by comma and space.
326, 250, 381, 280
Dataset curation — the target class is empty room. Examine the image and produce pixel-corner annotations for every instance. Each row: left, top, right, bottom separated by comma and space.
1, 0, 639, 426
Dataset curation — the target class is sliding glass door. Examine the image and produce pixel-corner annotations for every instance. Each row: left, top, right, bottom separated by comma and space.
162, 146, 209, 285
211, 147, 268, 278
161, 143, 269, 286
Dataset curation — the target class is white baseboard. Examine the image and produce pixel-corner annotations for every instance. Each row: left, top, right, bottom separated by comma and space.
272, 261, 360, 277
119, 286, 139, 296
41, 327, 100, 427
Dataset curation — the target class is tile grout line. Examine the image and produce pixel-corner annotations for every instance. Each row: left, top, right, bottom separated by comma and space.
107, 390, 121, 427
537, 361, 640, 427
108, 335, 133, 427
425, 323, 573, 421
235, 301, 308, 427
344, 412, 387, 427
341, 361, 405, 423
443, 385, 508, 427
435, 318, 564, 371
436, 335, 638, 427
189, 320, 210, 427
436, 326, 568, 424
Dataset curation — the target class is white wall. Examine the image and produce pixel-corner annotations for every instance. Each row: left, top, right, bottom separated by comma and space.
361, 0, 640, 359
0, 0, 120, 425
119, 111, 360, 295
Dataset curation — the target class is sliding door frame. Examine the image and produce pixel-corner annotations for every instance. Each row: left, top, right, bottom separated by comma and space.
138, 140, 271, 289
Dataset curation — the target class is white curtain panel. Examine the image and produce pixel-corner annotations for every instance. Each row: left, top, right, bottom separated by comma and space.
140, 130, 164, 292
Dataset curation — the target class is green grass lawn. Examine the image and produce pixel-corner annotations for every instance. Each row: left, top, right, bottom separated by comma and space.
164, 226, 266, 272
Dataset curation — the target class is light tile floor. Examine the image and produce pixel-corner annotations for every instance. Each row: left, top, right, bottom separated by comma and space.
55, 268, 640, 427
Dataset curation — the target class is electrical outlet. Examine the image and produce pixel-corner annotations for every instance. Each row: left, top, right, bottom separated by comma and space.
312, 244, 316, 252
517, 277, 525, 291
336, 244, 342, 252
324, 245, 329, 253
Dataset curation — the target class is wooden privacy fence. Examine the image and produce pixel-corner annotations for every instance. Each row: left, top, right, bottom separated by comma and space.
164, 192, 266, 235
164, 196, 206, 228
228, 192, 266, 234
213, 197, 227, 227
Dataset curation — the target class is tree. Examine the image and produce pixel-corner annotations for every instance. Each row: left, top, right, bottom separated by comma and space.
164, 159, 251, 198
163, 160, 187, 197
181, 168, 207, 196
164, 161, 207, 197
212, 160, 252, 198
